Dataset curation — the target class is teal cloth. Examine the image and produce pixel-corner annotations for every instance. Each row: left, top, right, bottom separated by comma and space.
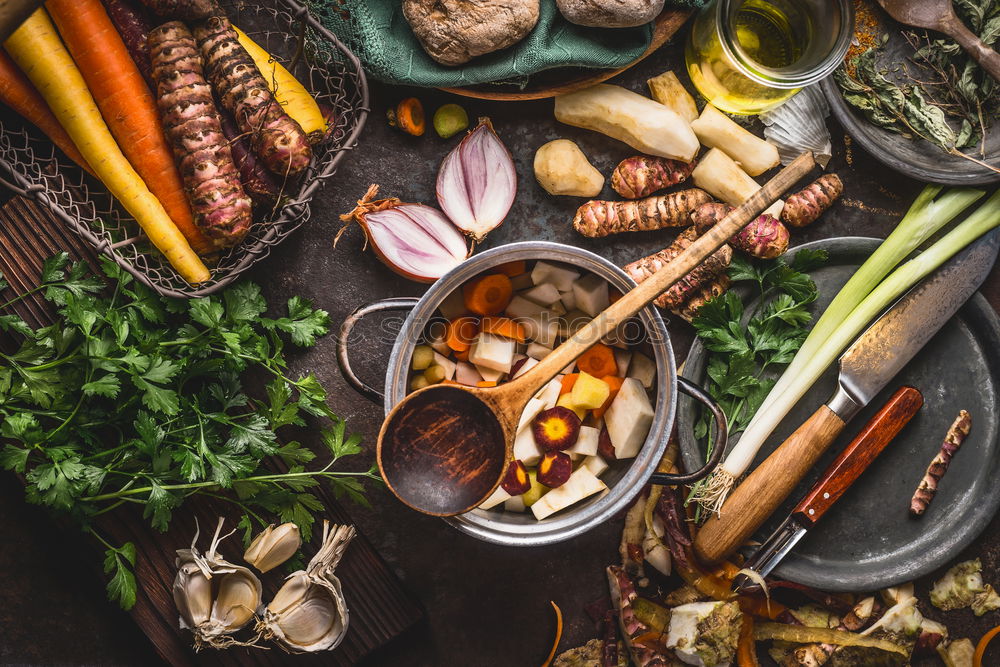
309, 0, 704, 88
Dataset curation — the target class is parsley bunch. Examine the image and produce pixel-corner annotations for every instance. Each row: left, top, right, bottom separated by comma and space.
692, 249, 827, 443
0, 254, 377, 608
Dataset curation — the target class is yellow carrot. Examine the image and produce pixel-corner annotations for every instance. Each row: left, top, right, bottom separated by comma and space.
233, 26, 327, 137
4, 9, 209, 285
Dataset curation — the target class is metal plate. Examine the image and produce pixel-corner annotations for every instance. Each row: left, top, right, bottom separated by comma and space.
677, 237, 1000, 591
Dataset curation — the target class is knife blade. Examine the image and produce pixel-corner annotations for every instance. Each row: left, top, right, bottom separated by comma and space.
695, 229, 1000, 566
732, 386, 924, 595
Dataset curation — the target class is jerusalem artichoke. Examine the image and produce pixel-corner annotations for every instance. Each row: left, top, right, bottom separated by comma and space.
193, 15, 312, 177
672, 274, 730, 322
611, 155, 695, 199
573, 188, 711, 238
691, 202, 789, 259
149, 20, 252, 247
781, 173, 843, 227
623, 227, 733, 309
910, 410, 971, 516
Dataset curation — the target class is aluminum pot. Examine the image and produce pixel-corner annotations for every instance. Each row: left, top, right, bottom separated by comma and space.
337, 242, 726, 546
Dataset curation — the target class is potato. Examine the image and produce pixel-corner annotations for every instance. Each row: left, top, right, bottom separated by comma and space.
647, 70, 699, 123
554, 84, 699, 162
690, 104, 780, 176
691, 148, 784, 217
533, 139, 605, 197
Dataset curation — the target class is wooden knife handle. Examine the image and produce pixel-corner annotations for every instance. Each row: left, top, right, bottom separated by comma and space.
792, 386, 923, 528
694, 404, 846, 566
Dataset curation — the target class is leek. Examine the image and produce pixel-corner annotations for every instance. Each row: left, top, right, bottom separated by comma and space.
693, 186, 991, 512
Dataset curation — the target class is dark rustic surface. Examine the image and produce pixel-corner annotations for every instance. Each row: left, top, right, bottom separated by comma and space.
2, 26, 1000, 667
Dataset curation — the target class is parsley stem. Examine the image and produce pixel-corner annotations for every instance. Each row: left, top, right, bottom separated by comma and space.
0, 283, 49, 311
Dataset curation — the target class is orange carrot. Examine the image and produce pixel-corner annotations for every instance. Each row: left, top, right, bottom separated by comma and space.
454, 348, 470, 362
463, 273, 513, 315
476, 381, 497, 388
0, 51, 92, 175
496, 260, 526, 277
577, 343, 617, 378
445, 317, 478, 353
560, 373, 579, 395
482, 316, 526, 343
592, 375, 624, 419
46, 0, 214, 256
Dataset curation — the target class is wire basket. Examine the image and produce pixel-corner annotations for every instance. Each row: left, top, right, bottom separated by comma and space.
0, 0, 368, 298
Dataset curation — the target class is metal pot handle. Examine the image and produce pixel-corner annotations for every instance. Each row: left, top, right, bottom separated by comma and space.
337, 297, 420, 406
649, 377, 728, 486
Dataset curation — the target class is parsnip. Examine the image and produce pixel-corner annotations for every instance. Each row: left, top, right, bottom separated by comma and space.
690, 104, 779, 176
554, 84, 699, 162
647, 70, 698, 122
691, 148, 783, 217
534, 139, 604, 197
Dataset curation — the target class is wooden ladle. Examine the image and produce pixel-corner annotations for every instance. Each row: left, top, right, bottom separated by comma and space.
378, 152, 816, 517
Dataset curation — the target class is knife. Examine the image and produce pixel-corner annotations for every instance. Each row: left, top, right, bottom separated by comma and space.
694, 229, 1000, 566
731, 385, 924, 595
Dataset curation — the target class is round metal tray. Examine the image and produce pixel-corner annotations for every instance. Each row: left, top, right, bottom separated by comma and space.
678, 237, 1000, 591
0, 0, 369, 298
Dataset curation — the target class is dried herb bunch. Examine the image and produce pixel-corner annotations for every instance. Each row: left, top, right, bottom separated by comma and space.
835, 0, 1000, 167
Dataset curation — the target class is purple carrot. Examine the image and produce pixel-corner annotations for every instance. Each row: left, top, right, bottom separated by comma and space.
101, 0, 155, 89
219, 111, 283, 204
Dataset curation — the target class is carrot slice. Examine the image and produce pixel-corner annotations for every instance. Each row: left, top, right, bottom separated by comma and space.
476, 381, 497, 388
560, 373, 579, 395
496, 260, 526, 277
592, 375, 625, 419
577, 343, 617, 378
454, 348, 470, 362
463, 273, 513, 316
540, 601, 563, 667
482, 316, 526, 343
445, 316, 479, 353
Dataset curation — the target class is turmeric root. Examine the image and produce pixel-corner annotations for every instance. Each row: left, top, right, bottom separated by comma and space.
574, 188, 711, 238
691, 202, 789, 259
611, 155, 696, 199
623, 227, 733, 309
672, 274, 731, 322
781, 173, 843, 228
193, 15, 312, 177
910, 410, 971, 516
149, 21, 252, 247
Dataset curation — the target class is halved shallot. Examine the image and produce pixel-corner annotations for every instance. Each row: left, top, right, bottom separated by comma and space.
340, 185, 470, 283
436, 117, 516, 242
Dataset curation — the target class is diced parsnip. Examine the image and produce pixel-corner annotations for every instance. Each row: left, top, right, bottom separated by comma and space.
530, 467, 608, 520
557, 393, 586, 420
559, 309, 591, 338
627, 352, 656, 390
690, 104, 779, 176
692, 148, 784, 217
506, 295, 547, 319
477, 365, 505, 383
512, 356, 539, 378
568, 425, 600, 457
518, 397, 548, 432
562, 360, 577, 375
478, 485, 511, 510
468, 333, 515, 373
582, 454, 609, 477
428, 332, 451, 356
412, 345, 435, 370
605, 378, 654, 459
559, 289, 577, 310
526, 341, 553, 360
522, 283, 562, 306
534, 139, 605, 197
513, 426, 543, 467
602, 321, 631, 350
455, 361, 483, 386
522, 312, 561, 347
572, 273, 610, 317
614, 348, 633, 377
647, 70, 699, 123
438, 289, 467, 320
571, 372, 611, 410
536, 379, 563, 409
554, 84, 699, 162
504, 495, 527, 512
432, 351, 457, 380
550, 300, 567, 316
531, 261, 580, 291
510, 272, 533, 291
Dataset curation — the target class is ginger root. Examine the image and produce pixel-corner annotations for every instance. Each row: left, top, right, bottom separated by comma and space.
534, 139, 604, 197
623, 226, 732, 309
573, 188, 711, 238
781, 173, 843, 227
611, 155, 695, 199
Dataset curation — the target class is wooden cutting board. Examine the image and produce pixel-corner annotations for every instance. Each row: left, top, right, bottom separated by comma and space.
0, 196, 423, 666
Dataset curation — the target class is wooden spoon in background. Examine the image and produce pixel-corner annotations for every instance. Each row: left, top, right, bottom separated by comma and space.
876, 0, 1000, 81
377, 152, 817, 518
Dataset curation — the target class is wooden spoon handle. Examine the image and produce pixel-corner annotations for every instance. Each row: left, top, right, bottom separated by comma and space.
512, 151, 817, 399
946, 16, 1000, 83
694, 402, 845, 565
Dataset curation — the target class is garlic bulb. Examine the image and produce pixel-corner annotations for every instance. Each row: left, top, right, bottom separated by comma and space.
173, 517, 263, 650
244, 522, 301, 573
257, 521, 356, 653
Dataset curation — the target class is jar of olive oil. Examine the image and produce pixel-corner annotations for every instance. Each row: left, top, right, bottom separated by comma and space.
686, 0, 854, 114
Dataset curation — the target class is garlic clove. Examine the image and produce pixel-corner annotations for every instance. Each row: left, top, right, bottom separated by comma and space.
174, 561, 213, 630
244, 522, 301, 573
273, 589, 343, 649
212, 570, 263, 631
268, 572, 312, 616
